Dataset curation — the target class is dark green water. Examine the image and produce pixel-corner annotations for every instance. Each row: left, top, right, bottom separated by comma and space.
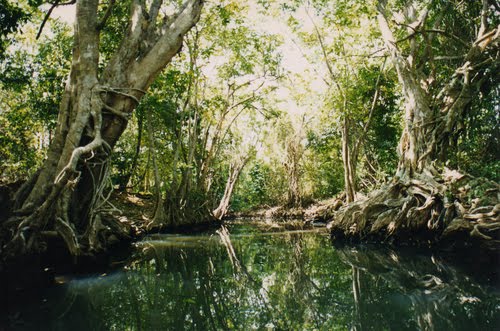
2, 222, 499, 330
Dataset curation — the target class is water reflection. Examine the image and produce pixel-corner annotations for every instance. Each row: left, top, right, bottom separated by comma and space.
1, 223, 499, 330
339, 247, 500, 331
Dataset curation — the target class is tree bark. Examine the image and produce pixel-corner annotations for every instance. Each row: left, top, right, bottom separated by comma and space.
376, 6, 433, 178
375, 2, 499, 178
2, 0, 204, 258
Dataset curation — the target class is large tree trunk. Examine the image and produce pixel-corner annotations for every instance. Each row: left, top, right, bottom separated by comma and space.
328, 1, 500, 252
2, 0, 203, 259
377, 9, 435, 178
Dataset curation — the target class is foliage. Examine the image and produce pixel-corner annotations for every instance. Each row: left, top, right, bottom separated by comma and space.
451, 88, 500, 181
232, 161, 286, 210
304, 127, 344, 198
0, 0, 28, 58
0, 20, 71, 181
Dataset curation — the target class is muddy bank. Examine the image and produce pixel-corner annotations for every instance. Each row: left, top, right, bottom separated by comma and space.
229, 194, 346, 224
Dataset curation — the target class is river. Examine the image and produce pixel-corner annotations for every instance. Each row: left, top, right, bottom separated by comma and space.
1, 221, 499, 330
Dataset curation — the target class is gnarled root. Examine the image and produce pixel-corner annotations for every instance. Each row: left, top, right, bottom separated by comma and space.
328, 170, 500, 252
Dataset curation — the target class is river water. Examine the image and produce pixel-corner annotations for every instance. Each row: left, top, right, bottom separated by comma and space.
2, 221, 499, 330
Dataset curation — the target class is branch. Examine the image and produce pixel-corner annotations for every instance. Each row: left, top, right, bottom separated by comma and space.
97, 86, 146, 119
288, 36, 330, 86
229, 75, 265, 99
377, 2, 432, 119
99, 86, 143, 105
228, 82, 265, 112
101, 103, 130, 120
474, 27, 499, 48
36, 1, 76, 39
478, 0, 489, 38
305, 7, 336, 82
97, 0, 116, 31
433, 55, 465, 61
417, 2, 450, 70
148, 0, 163, 23
135, 0, 204, 84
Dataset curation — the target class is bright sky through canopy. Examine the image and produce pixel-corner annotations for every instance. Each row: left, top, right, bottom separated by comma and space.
48, 1, 327, 118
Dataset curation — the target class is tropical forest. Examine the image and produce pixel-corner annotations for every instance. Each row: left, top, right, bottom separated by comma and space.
0, 0, 499, 330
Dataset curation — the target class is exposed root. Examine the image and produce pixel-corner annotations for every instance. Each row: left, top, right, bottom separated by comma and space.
328, 169, 500, 252
55, 217, 80, 256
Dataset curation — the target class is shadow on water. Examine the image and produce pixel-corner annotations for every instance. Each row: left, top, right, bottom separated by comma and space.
1, 222, 499, 330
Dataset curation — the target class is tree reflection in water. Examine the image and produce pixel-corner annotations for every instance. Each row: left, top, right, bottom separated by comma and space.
3, 223, 499, 330
340, 247, 500, 331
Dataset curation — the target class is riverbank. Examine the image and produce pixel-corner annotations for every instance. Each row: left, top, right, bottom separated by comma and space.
0, 190, 219, 289
232, 174, 500, 260
327, 171, 500, 258
2, 178, 499, 293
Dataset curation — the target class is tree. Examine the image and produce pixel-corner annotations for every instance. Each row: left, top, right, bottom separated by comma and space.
145, 2, 282, 226
2, 0, 204, 258
213, 148, 254, 220
282, 0, 395, 204
280, 116, 306, 208
329, 0, 500, 250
